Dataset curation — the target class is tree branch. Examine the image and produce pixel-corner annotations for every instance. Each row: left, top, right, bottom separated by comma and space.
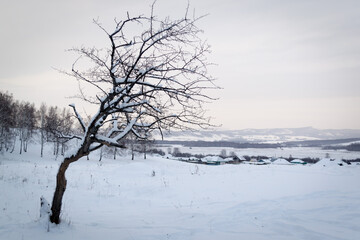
69, 104, 86, 132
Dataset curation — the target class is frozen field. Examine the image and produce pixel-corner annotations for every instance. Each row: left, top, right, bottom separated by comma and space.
1, 147, 360, 240
160, 145, 360, 160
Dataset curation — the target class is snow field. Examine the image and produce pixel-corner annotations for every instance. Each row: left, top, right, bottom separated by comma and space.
159, 145, 360, 160
0, 150, 360, 240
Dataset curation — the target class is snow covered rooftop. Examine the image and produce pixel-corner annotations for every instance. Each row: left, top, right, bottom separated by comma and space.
291, 159, 305, 164
315, 158, 344, 167
272, 158, 291, 165
201, 156, 227, 162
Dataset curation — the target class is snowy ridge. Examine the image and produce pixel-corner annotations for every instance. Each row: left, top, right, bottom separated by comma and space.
157, 127, 360, 143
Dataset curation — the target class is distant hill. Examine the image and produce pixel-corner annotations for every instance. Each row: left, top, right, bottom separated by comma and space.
157, 127, 360, 143
157, 138, 360, 150
157, 140, 281, 149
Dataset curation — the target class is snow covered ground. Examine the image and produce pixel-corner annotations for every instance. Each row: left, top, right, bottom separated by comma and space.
1, 146, 360, 240
160, 145, 360, 160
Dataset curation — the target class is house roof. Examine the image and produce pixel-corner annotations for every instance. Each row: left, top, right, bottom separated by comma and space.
291, 159, 305, 164
273, 158, 291, 165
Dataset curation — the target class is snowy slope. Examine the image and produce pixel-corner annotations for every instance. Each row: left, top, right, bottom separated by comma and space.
1, 147, 360, 240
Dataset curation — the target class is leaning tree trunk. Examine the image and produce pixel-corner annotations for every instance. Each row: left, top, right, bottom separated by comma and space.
50, 155, 82, 224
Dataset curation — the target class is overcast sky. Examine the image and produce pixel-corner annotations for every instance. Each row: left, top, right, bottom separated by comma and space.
0, 0, 359, 130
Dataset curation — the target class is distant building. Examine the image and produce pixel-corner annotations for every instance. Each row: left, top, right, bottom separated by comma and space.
290, 159, 306, 165
201, 156, 228, 165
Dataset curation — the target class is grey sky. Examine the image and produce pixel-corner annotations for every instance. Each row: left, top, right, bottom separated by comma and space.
0, 0, 359, 129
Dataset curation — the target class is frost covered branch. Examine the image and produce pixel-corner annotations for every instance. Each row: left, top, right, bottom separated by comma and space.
69, 104, 86, 133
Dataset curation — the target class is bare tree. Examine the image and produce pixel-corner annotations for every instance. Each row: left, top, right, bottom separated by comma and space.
0, 91, 16, 152
172, 147, 181, 157
49, 5, 216, 224
127, 132, 137, 160
58, 108, 74, 156
138, 131, 154, 160
43, 106, 75, 157
131, 126, 154, 160
45, 106, 61, 156
220, 149, 227, 158
39, 103, 47, 157
17, 101, 36, 154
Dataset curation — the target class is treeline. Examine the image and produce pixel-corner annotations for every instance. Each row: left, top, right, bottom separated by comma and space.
0, 91, 75, 156
284, 138, 360, 147
0, 91, 158, 159
323, 143, 360, 152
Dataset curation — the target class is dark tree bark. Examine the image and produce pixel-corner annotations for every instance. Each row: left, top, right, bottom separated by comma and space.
50, 139, 96, 223
50, 153, 83, 223
50, 159, 71, 224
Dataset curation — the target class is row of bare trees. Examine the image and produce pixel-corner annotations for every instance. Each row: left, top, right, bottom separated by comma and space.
0, 91, 75, 156
0, 91, 156, 158
0, 91, 37, 154
0, 91, 16, 152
